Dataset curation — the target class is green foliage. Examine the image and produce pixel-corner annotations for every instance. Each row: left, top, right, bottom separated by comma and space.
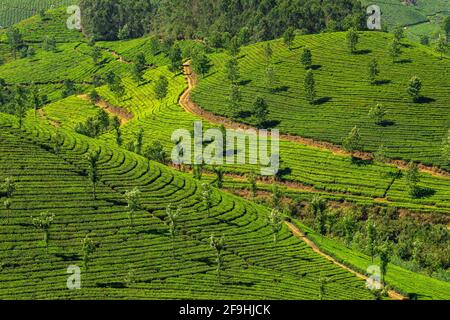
368, 104, 386, 125
283, 27, 295, 48
367, 59, 379, 84
225, 58, 240, 84
346, 28, 359, 54
343, 126, 362, 154
144, 141, 169, 164
154, 75, 169, 100
82, 235, 97, 271
267, 209, 284, 243
304, 69, 316, 104
252, 96, 269, 128
124, 187, 141, 227
301, 47, 312, 69
407, 76, 422, 102
75, 109, 111, 138
405, 161, 420, 197
31, 211, 55, 247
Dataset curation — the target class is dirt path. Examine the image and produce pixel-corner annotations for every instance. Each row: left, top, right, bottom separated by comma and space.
78, 95, 134, 124
180, 63, 449, 179
37, 109, 60, 128
285, 221, 408, 300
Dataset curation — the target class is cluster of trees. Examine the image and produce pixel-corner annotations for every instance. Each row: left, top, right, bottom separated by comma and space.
75, 109, 119, 138
0, 80, 48, 127
300, 197, 450, 280
79, 0, 366, 42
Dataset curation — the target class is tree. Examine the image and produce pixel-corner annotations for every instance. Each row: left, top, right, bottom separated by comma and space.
283, 27, 295, 49
443, 16, 450, 39
82, 235, 97, 271
2, 177, 16, 199
343, 126, 362, 156
169, 44, 183, 72
193, 163, 203, 180
135, 128, 144, 155
346, 28, 359, 54
226, 58, 240, 84
51, 131, 64, 154
42, 36, 57, 52
201, 183, 213, 217
374, 144, 387, 163
90, 46, 102, 65
111, 116, 122, 146
213, 167, 224, 189
271, 183, 283, 210
393, 26, 404, 42
155, 75, 169, 100
405, 161, 420, 197
318, 276, 330, 300
124, 187, 141, 227
132, 63, 144, 85
301, 47, 312, 69
389, 39, 401, 63
252, 97, 269, 128
210, 234, 225, 282
366, 220, 377, 262
248, 171, 257, 199
406, 76, 422, 102
165, 204, 181, 256
13, 85, 28, 128
420, 35, 430, 46
264, 43, 273, 64
304, 69, 316, 104
117, 24, 131, 40
144, 141, 169, 164
6, 27, 23, 59
229, 84, 242, 118
442, 129, 450, 166
267, 209, 283, 243
85, 149, 100, 200
368, 59, 379, 84
377, 243, 391, 286
32, 211, 55, 248
228, 36, 240, 57
135, 52, 147, 71
62, 79, 76, 98
191, 51, 210, 77
369, 104, 386, 125
30, 85, 43, 117
436, 34, 448, 59
265, 65, 277, 92
3, 199, 11, 224
310, 195, 327, 235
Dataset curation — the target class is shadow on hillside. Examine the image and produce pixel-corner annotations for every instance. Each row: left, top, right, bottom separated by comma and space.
261, 119, 281, 128
416, 96, 436, 104
311, 64, 322, 70
235, 110, 252, 118
354, 49, 372, 55
54, 252, 81, 261
374, 79, 391, 85
239, 79, 252, 86
314, 96, 332, 105
396, 58, 413, 64
351, 157, 373, 166
272, 85, 289, 93
379, 120, 395, 127
221, 281, 255, 287
413, 186, 436, 199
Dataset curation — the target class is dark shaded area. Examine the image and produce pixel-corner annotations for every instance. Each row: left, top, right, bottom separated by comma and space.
412, 186, 436, 199
238, 79, 252, 86
54, 253, 80, 261
416, 96, 436, 104
396, 58, 413, 64
96, 282, 127, 288
354, 49, 372, 55
373, 79, 391, 85
379, 120, 395, 127
351, 157, 373, 166
311, 64, 322, 70
272, 85, 289, 93
261, 119, 281, 129
314, 96, 332, 105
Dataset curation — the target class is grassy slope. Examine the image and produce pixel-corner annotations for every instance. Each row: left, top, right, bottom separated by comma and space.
191, 32, 450, 168
291, 220, 450, 300
0, 114, 373, 300
0, 1, 74, 28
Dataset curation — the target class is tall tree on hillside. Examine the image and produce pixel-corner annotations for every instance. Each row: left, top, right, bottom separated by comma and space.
2, 177, 16, 224
82, 235, 97, 271
42, 36, 57, 52
264, 43, 273, 64
135, 128, 144, 155
213, 167, 224, 189
226, 58, 240, 84
443, 17, 450, 39
265, 65, 277, 92
366, 220, 377, 262
136, 52, 147, 71
436, 34, 448, 59
310, 195, 327, 235
13, 85, 28, 128
377, 243, 391, 286
201, 183, 213, 217
304, 69, 316, 104
271, 183, 283, 211
252, 97, 269, 128
406, 161, 420, 197
283, 27, 295, 49
90, 46, 102, 65
367, 59, 380, 84
406, 76, 422, 102
343, 126, 362, 156
124, 187, 141, 227
165, 204, 181, 256
111, 116, 122, 146
6, 27, 23, 59
228, 36, 241, 57
210, 234, 225, 282
51, 131, 64, 154
248, 170, 258, 199
30, 85, 43, 118
192, 51, 210, 77
389, 39, 401, 63
267, 209, 284, 243
169, 44, 183, 72
301, 47, 312, 69
155, 75, 169, 100
229, 84, 242, 119
85, 149, 100, 200
32, 211, 55, 248
393, 26, 404, 42
369, 104, 387, 125
3, 199, 11, 224
346, 28, 359, 54
132, 63, 144, 85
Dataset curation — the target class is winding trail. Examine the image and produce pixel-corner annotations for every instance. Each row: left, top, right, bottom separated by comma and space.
78, 94, 134, 124
180, 62, 449, 179
285, 221, 408, 300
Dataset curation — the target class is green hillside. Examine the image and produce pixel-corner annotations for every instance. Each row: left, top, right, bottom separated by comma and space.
191, 32, 450, 168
